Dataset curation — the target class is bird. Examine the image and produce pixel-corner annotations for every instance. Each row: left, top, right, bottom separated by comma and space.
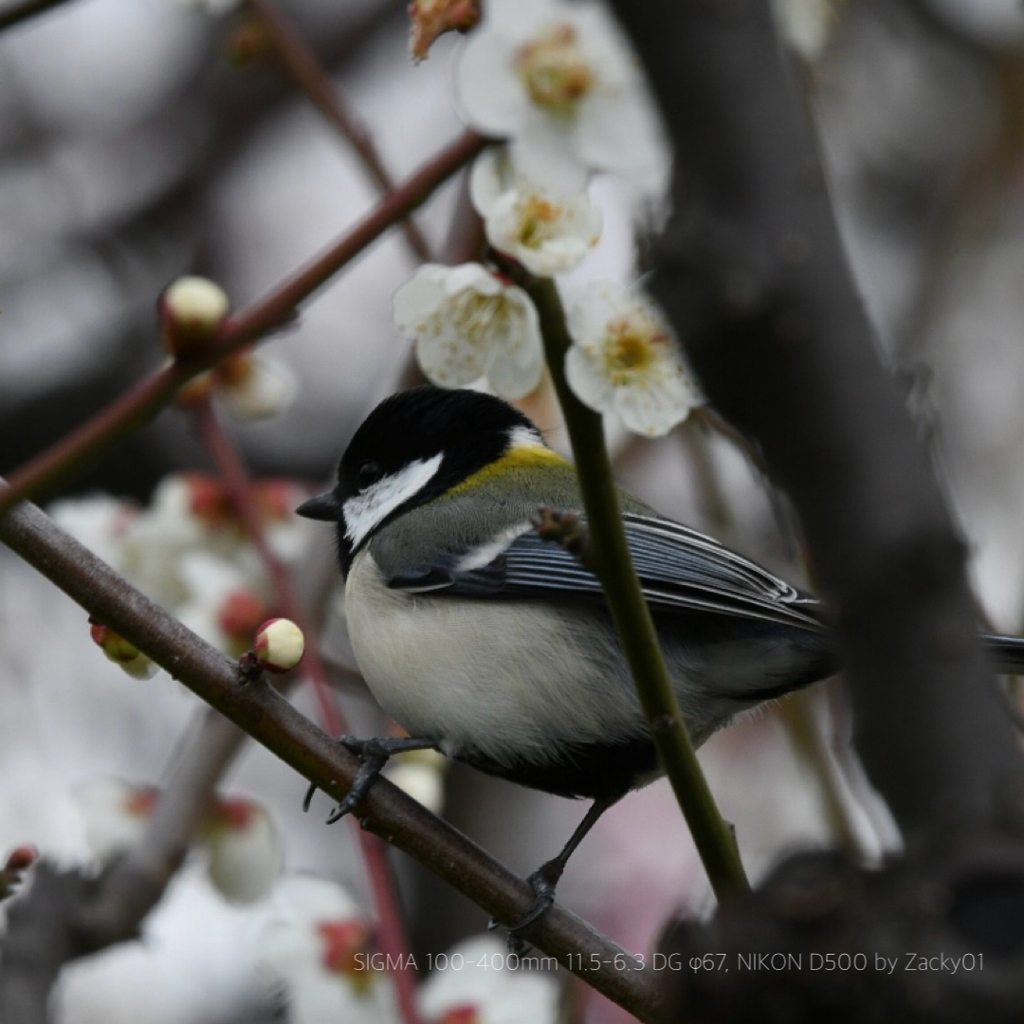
296, 384, 1024, 930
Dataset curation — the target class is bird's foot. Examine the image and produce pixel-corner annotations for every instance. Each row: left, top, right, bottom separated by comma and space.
303, 735, 435, 824
490, 860, 564, 953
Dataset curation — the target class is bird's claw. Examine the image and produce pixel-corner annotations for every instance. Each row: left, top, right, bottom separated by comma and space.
491, 863, 561, 953
303, 734, 436, 824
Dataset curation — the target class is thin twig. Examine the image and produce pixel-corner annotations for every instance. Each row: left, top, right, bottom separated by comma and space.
246, 0, 433, 264
0, 496, 664, 1023
527, 276, 749, 901
608, 0, 1024, 830
190, 401, 423, 1024
0, 129, 488, 517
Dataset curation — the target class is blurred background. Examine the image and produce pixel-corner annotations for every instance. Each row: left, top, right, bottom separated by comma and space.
3, 0, 1024, 1021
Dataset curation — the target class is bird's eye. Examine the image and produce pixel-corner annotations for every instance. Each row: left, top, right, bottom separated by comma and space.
357, 462, 382, 489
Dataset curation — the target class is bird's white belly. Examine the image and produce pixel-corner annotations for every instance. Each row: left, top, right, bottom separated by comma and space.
344, 551, 647, 767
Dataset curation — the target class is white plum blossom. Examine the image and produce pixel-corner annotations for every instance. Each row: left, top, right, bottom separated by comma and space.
203, 796, 283, 903
470, 148, 602, 276
47, 495, 136, 572
384, 747, 448, 815
216, 351, 300, 421
76, 778, 157, 860
54, 476, 314, 662
256, 876, 397, 1024
565, 280, 703, 436
456, 0, 670, 195
175, 550, 273, 657
393, 263, 544, 399
77, 781, 282, 903
418, 935, 559, 1024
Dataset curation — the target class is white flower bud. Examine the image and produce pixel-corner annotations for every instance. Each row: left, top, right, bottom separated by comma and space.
254, 618, 305, 673
161, 276, 231, 357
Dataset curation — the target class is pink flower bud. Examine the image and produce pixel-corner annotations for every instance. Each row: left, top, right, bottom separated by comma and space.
4, 845, 38, 872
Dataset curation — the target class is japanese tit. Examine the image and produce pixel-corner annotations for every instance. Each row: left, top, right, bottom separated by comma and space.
297, 386, 1024, 923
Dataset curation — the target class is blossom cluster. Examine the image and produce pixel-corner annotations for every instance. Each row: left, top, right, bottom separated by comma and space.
77, 779, 283, 903
256, 877, 558, 1024
53, 473, 314, 668
393, 0, 704, 435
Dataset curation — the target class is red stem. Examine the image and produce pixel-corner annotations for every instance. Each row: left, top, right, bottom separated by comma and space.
191, 401, 423, 1024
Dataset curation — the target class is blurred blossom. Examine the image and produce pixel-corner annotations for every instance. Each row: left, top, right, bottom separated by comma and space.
47, 495, 137, 572
384, 747, 448, 815
76, 778, 158, 860
203, 796, 283, 903
51, 477, 313, 657
470, 148, 602, 276
77, 781, 281, 902
393, 263, 544, 399
0, 846, 38, 902
175, 550, 272, 656
256, 876, 396, 1024
418, 935, 559, 1024
178, 351, 300, 421
456, 0, 669, 195
216, 351, 301, 421
565, 280, 703, 436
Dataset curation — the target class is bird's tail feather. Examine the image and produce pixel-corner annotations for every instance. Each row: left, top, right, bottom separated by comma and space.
983, 633, 1024, 674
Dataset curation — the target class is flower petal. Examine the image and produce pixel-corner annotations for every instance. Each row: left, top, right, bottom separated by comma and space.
483, 287, 544, 399
564, 342, 614, 414
456, 28, 527, 135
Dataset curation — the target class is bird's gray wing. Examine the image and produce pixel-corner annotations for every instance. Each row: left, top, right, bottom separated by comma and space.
386, 512, 825, 633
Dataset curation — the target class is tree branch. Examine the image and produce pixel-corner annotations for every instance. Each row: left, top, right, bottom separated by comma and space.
0, 495, 663, 1023
0, 129, 488, 517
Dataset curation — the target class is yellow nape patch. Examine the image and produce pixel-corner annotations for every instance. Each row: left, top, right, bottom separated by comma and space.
450, 441, 568, 494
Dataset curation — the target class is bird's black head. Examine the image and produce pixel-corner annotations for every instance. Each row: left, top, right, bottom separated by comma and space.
296, 387, 540, 573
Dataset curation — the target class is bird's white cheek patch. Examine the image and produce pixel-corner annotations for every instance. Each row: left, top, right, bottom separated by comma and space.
342, 454, 443, 550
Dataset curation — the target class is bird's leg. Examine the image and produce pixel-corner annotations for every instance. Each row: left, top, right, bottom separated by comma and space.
499, 793, 622, 943
303, 735, 438, 824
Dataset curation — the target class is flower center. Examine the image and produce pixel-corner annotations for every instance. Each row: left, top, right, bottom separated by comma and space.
602, 314, 667, 384
515, 23, 594, 115
448, 290, 510, 344
515, 194, 563, 248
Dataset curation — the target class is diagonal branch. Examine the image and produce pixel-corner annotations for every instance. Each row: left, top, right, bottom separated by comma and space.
0, 494, 663, 1023
0, 129, 488, 518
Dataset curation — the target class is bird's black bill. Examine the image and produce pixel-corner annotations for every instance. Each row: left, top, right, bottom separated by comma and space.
296, 492, 343, 521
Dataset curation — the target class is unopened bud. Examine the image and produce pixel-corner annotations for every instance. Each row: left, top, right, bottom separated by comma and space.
254, 618, 305, 673
4, 845, 38, 872
161, 276, 230, 358
89, 619, 158, 680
